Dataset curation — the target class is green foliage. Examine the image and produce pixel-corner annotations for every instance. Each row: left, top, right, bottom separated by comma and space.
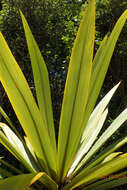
96, 0, 127, 107
0, 0, 127, 190
0, 0, 84, 130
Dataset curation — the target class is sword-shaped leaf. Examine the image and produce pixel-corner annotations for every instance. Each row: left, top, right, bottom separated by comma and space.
0, 122, 39, 171
82, 171, 127, 190
20, 11, 56, 152
82, 136, 127, 174
81, 9, 127, 130
0, 125, 36, 172
67, 109, 108, 177
81, 83, 120, 143
76, 108, 127, 173
64, 155, 127, 190
67, 80, 120, 177
58, 0, 95, 182
0, 32, 57, 177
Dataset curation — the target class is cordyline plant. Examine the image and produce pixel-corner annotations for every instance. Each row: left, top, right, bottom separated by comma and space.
0, 0, 127, 189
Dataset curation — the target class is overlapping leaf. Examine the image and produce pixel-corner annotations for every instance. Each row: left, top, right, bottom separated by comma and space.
81, 9, 127, 130
67, 83, 120, 176
20, 11, 56, 153
0, 31, 56, 177
81, 171, 127, 190
58, 0, 95, 182
0, 0, 127, 189
0, 123, 36, 172
0, 173, 47, 190
64, 155, 127, 190
83, 136, 127, 173
75, 107, 127, 174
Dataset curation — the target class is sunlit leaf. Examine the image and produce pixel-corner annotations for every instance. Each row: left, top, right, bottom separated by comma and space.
68, 109, 108, 177
0, 173, 42, 190
20, 11, 56, 153
81, 9, 127, 133
58, 0, 95, 182
64, 155, 127, 190
76, 108, 127, 173
0, 31, 57, 177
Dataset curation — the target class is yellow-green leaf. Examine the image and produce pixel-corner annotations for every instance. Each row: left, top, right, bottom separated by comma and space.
82, 171, 127, 190
101, 152, 122, 163
20, 11, 56, 153
0, 173, 43, 190
0, 106, 21, 140
67, 108, 108, 177
39, 173, 58, 190
64, 155, 127, 190
82, 136, 127, 174
76, 108, 127, 173
0, 33, 57, 177
82, 9, 127, 130
0, 126, 35, 172
58, 0, 95, 182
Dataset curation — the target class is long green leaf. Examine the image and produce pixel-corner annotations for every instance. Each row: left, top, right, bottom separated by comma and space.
89, 177, 127, 190
24, 137, 40, 167
67, 83, 120, 177
58, 0, 95, 182
68, 109, 108, 177
87, 136, 127, 169
81, 82, 120, 143
64, 155, 127, 190
81, 9, 127, 131
82, 171, 127, 190
20, 11, 56, 153
0, 127, 35, 172
0, 32, 57, 177
75, 108, 127, 173
70, 136, 127, 181
0, 122, 39, 172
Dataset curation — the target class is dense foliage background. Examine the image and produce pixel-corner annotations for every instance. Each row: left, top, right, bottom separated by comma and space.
0, 1, 127, 188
